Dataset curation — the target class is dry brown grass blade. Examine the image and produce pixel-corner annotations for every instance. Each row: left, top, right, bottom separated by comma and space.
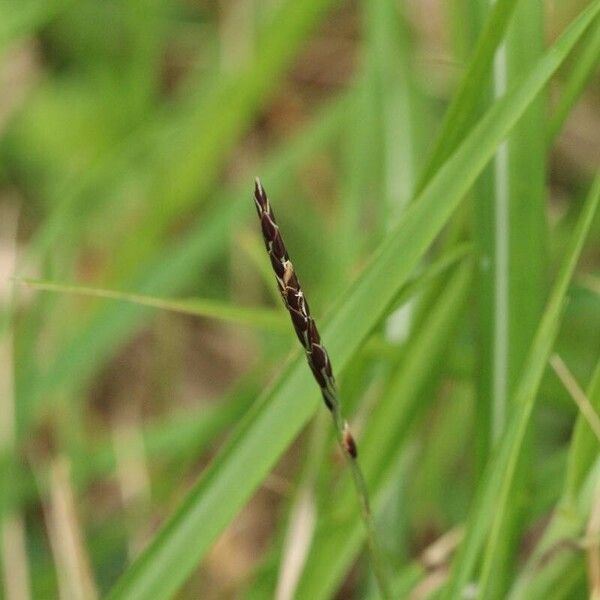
275, 487, 316, 600
44, 457, 98, 600
550, 354, 600, 444
409, 527, 465, 600
0, 202, 31, 600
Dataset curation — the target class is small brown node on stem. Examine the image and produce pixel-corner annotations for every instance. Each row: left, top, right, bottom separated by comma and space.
343, 422, 358, 459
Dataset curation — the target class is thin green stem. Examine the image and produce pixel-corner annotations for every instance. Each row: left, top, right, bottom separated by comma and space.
329, 396, 393, 600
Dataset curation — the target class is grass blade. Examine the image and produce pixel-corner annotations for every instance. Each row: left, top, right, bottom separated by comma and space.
474, 1, 547, 594
444, 173, 600, 598
549, 16, 600, 142
415, 0, 520, 194
18, 278, 285, 332
564, 356, 600, 503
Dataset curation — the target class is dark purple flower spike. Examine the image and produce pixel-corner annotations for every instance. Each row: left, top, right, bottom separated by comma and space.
253, 178, 356, 456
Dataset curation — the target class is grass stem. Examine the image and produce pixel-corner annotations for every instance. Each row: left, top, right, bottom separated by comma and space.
253, 178, 392, 599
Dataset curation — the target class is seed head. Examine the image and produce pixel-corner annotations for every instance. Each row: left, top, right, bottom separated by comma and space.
253, 178, 336, 412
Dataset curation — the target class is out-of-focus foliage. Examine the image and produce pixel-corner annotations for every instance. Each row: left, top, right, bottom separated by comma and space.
0, 1, 598, 599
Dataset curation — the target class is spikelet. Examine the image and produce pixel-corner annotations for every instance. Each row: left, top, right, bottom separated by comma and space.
253, 178, 337, 414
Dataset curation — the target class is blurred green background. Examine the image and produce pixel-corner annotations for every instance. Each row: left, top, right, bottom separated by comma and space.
0, 0, 599, 598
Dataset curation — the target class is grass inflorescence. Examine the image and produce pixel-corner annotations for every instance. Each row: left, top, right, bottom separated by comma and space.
253, 178, 391, 598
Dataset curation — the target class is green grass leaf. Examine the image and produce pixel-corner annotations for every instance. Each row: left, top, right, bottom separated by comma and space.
19, 279, 286, 332
415, 0, 520, 194
473, 1, 547, 594
444, 172, 600, 598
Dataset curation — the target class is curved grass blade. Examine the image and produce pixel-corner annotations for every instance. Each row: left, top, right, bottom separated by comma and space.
18, 278, 286, 332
